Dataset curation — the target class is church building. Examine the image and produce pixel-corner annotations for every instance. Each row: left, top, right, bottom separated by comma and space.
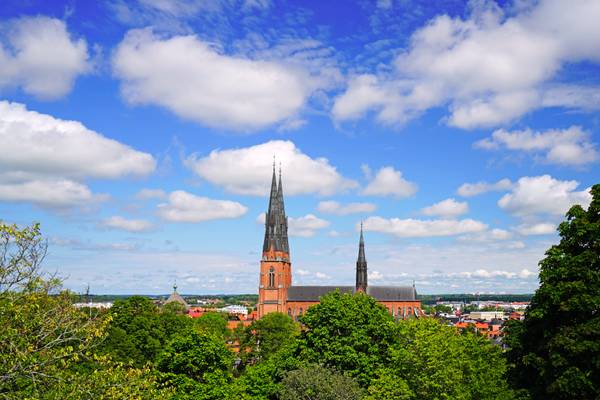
257, 165, 422, 320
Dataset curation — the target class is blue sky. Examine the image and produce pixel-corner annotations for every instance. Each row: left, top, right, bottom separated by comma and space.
0, 0, 598, 295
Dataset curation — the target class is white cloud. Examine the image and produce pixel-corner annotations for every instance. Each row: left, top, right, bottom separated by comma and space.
0, 16, 90, 99
315, 272, 331, 280
136, 188, 167, 200
0, 179, 103, 209
101, 216, 155, 232
457, 229, 525, 250
457, 178, 512, 197
469, 268, 536, 279
363, 216, 487, 238
113, 28, 322, 131
288, 214, 330, 237
421, 198, 468, 218
185, 140, 356, 196
0, 101, 155, 210
296, 269, 310, 276
0, 101, 156, 180
317, 200, 376, 216
362, 166, 417, 198
498, 175, 591, 217
475, 126, 599, 167
516, 222, 556, 236
157, 190, 248, 223
333, 0, 600, 128
369, 270, 384, 281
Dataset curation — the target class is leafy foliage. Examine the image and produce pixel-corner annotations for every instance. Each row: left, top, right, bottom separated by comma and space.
381, 318, 514, 400
296, 291, 397, 386
101, 296, 194, 365
506, 184, 600, 399
195, 311, 230, 337
240, 312, 299, 363
0, 223, 167, 399
279, 364, 363, 400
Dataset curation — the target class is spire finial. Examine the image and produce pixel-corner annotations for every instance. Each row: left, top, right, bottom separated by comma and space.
273, 155, 276, 170
173, 281, 177, 292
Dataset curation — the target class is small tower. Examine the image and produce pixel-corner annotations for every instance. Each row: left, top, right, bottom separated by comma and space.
165, 281, 189, 310
257, 161, 292, 318
356, 222, 368, 292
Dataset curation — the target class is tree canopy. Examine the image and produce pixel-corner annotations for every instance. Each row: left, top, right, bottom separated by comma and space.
506, 184, 600, 399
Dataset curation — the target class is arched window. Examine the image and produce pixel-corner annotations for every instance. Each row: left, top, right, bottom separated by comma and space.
288, 308, 291, 316
268, 267, 275, 287
299, 307, 303, 316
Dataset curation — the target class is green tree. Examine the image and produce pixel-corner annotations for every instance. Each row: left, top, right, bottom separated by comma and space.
102, 295, 193, 365
0, 223, 165, 399
0, 223, 106, 396
506, 184, 600, 399
375, 318, 513, 400
157, 331, 240, 399
241, 312, 299, 363
196, 311, 230, 337
279, 364, 363, 400
295, 291, 397, 386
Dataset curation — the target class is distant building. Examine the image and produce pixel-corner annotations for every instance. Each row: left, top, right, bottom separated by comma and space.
468, 311, 506, 321
73, 302, 112, 309
164, 283, 189, 310
257, 164, 422, 320
219, 305, 248, 316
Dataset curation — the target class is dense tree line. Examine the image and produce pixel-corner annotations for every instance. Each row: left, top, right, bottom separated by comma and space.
1, 184, 598, 399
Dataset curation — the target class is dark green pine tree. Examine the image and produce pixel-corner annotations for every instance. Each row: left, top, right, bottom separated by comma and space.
507, 184, 600, 399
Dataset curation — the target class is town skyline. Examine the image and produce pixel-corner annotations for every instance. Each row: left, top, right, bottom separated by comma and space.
0, 0, 598, 294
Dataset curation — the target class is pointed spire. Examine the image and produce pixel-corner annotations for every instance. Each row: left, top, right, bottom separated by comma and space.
173, 281, 177, 293
263, 161, 289, 255
356, 222, 367, 292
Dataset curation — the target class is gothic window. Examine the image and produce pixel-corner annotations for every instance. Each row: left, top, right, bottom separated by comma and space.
288, 308, 291, 316
299, 307, 303, 316
268, 267, 275, 287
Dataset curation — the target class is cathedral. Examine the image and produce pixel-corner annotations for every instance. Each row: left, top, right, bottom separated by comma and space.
257, 165, 422, 320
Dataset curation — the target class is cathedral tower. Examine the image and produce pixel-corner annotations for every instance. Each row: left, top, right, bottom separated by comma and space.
355, 223, 368, 292
257, 163, 291, 318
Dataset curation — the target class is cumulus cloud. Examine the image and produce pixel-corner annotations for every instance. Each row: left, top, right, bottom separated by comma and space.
362, 166, 417, 198
136, 188, 167, 200
315, 272, 331, 279
457, 178, 512, 197
421, 198, 468, 218
333, 0, 600, 128
113, 28, 324, 131
185, 140, 356, 196
466, 268, 536, 280
475, 126, 599, 167
0, 101, 156, 180
498, 175, 591, 217
0, 16, 90, 99
0, 101, 155, 210
516, 222, 556, 236
369, 270, 384, 281
288, 214, 330, 237
101, 216, 155, 232
363, 216, 487, 238
317, 200, 376, 215
157, 190, 248, 223
0, 179, 103, 209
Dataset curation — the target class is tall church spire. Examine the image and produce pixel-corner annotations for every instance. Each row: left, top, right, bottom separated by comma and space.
356, 222, 367, 292
262, 161, 289, 255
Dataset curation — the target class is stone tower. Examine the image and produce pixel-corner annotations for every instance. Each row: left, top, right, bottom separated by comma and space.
257, 163, 291, 318
355, 223, 368, 292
